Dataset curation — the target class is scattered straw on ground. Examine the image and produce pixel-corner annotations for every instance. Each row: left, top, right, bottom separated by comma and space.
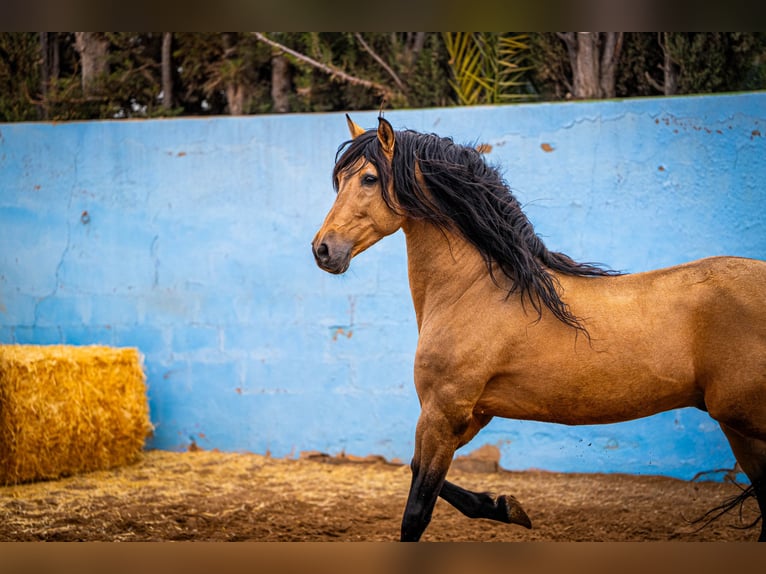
0, 449, 760, 541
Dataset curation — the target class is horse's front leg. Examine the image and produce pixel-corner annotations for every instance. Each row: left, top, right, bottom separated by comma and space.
401, 407, 462, 541
413, 414, 532, 528
439, 480, 532, 528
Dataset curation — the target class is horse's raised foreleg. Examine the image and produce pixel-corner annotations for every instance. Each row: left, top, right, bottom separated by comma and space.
401, 403, 530, 540
439, 480, 532, 528
401, 439, 451, 539
401, 452, 532, 541
401, 462, 446, 541
401, 408, 466, 541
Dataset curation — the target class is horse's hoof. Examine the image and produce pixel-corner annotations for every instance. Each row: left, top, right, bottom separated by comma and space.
498, 494, 532, 529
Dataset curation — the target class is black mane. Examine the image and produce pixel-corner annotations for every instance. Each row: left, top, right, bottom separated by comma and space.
333, 128, 620, 332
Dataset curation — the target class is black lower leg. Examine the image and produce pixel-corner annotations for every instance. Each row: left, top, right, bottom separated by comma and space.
401, 464, 447, 542
439, 480, 531, 528
753, 479, 766, 542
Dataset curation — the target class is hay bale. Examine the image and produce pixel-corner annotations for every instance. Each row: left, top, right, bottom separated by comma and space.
0, 344, 152, 485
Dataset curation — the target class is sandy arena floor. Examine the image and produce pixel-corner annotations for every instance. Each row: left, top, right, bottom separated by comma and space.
0, 449, 760, 542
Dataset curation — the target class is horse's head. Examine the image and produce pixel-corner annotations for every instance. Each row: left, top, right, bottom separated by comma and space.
311, 116, 404, 274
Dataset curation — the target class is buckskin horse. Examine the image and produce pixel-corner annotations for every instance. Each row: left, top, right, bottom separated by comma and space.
311, 115, 766, 541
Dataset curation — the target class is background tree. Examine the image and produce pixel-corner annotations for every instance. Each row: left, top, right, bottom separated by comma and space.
252, 32, 453, 112
175, 32, 272, 115
0, 32, 40, 121
103, 33, 168, 118
73, 32, 109, 96
530, 32, 764, 100
161, 32, 173, 110
664, 33, 765, 95
0, 32, 764, 122
270, 48, 291, 113
555, 32, 623, 99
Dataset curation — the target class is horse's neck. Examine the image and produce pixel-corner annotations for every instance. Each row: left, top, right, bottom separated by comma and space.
402, 219, 489, 329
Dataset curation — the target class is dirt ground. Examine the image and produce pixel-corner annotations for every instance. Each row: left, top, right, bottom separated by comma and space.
0, 448, 761, 542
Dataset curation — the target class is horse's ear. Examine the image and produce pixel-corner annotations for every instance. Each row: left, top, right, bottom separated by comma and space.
346, 114, 366, 139
377, 117, 395, 159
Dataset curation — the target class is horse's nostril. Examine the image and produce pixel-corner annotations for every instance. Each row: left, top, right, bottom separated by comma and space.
313, 238, 349, 273
313, 241, 331, 264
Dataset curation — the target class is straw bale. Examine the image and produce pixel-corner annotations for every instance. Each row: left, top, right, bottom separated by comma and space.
0, 344, 152, 485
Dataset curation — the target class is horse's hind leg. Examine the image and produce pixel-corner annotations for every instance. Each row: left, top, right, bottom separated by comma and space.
720, 423, 766, 541
439, 480, 532, 528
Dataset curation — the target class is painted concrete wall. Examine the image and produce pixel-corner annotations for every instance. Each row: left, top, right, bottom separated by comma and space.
1, 93, 764, 480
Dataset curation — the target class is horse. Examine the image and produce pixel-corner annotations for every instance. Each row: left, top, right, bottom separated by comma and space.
311, 115, 766, 542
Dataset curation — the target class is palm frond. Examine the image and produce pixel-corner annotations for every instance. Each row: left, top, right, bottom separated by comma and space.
444, 32, 533, 106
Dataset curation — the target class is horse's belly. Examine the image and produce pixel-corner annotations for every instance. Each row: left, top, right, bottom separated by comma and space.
474, 373, 702, 426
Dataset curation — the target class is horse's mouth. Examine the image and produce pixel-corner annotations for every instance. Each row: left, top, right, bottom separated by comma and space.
316, 258, 350, 274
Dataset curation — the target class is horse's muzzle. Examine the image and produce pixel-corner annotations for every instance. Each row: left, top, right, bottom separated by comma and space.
312, 234, 352, 274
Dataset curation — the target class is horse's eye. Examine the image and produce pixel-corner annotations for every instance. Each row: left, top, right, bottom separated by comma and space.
362, 174, 378, 186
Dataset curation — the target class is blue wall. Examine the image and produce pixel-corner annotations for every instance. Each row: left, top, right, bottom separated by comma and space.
1, 93, 765, 480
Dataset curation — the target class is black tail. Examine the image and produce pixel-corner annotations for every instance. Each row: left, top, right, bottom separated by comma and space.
687, 479, 761, 533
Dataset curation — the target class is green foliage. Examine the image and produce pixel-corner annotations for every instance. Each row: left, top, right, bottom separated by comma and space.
529, 32, 766, 100
443, 32, 532, 105
172, 33, 230, 115
402, 33, 454, 109
666, 32, 766, 94
526, 33, 571, 100
101, 33, 172, 118
0, 33, 41, 122
284, 33, 452, 113
287, 33, 366, 113
616, 33, 663, 98
0, 32, 763, 122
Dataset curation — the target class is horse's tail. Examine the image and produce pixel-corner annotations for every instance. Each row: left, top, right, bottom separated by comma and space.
687, 482, 761, 534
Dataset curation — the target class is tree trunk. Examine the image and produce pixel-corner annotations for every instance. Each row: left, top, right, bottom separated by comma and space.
402, 32, 426, 69
270, 52, 291, 113
52, 33, 59, 83
161, 32, 173, 109
644, 33, 680, 96
660, 33, 678, 96
225, 83, 246, 115
573, 32, 600, 99
557, 32, 623, 99
74, 32, 109, 96
599, 32, 623, 98
221, 32, 247, 115
39, 33, 61, 119
39, 32, 49, 119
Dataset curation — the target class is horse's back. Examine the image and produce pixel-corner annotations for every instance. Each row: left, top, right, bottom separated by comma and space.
637, 256, 766, 323
574, 255, 766, 342
692, 254, 766, 280
650, 255, 766, 289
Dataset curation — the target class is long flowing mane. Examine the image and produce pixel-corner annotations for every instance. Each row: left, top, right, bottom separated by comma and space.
333, 127, 620, 331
